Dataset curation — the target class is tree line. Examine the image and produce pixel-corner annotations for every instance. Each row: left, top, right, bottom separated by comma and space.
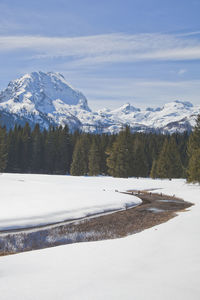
0, 115, 199, 183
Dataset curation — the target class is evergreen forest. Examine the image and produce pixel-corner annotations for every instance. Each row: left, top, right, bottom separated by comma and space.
0, 115, 199, 183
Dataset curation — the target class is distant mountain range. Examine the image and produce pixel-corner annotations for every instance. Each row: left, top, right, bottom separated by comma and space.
0, 71, 199, 134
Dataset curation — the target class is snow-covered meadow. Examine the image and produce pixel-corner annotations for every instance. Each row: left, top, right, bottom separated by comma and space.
0, 174, 141, 230
0, 174, 200, 300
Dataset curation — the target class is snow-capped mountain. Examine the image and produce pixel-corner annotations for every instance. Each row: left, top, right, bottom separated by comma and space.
0, 71, 199, 134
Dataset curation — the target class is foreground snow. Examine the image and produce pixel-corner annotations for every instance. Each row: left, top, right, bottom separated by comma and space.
0, 176, 199, 300
0, 174, 141, 230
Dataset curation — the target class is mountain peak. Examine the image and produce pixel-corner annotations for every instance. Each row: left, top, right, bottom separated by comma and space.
0, 72, 199, 133
2, 71, 90, 111
113, 103, 140, 114
162, 100, 194, 110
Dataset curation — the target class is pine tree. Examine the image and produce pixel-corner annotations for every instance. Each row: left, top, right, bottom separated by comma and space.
50, 126, 72, 174
59, 125, 72, 174
70, 135, 90, 176
187, 149, 200, 183
31, 124, 44, 173
107, 126, 133, 178
7, 125, 24, 173
44, 126, 58, 173
146, 133, 166, 175
174, 132, 189, 178
0, 127, 7, 172
132, 135, 149, 177
21, 123, 32, 172
6, 128, 17, 172
98, 134, 109, 175
88, 138, 101, 176
187, 114, 200, 183
1, 121, 190, 177
156, 137, 183, 179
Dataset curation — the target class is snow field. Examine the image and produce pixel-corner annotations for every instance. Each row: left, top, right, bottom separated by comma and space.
0, 174, 141, 230
0, 175, 200, 300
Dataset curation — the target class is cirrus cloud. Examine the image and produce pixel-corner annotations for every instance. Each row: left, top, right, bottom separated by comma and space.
0, 32, 200, 67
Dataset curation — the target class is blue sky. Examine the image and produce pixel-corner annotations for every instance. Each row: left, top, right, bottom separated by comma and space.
0, 0, 200, 109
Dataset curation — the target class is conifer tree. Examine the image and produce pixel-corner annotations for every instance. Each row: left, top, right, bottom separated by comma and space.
153, 139, 168, 178
1, 121, 191, 177
187, 149, 200, 183
8, 125, 24, 172
44, 126, 58, 173
70, 134, 90, 175
174, 132, 189, 177
98, 134, 109, 175
107, 126, 133, 177
49, 126, 72, 174
146, 133, 165, 175
187, 114, 200, 183
156, 137, 183, 179
32, 124, 44, 173
21, 123, 32, 172
6, 128, 17, 172
132, 135, 149, 177
0, 127, 7, 172
59, 125, 72, 174
88, 138, 101, 176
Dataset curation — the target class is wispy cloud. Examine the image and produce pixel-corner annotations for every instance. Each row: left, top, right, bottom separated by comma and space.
1, 32, 200, 67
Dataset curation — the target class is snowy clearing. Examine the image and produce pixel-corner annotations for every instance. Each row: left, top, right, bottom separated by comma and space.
0, 176, 199, 300
0, 174, 141, 230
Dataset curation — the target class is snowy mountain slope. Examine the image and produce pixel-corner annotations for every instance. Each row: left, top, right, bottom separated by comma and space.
0, 71, 199, 133
0, 71, 89, 130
